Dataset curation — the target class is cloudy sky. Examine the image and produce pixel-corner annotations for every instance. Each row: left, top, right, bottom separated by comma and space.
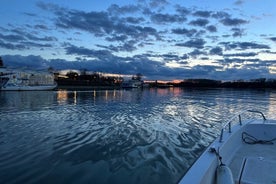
0, 0, 275, 80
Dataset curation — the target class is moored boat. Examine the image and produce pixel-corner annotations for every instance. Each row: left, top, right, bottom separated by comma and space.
122, 73, 143, 88
121, 79, 143, 88
179, 110, 276, 184
0, 70, 57, 91
0, 58, 56, 91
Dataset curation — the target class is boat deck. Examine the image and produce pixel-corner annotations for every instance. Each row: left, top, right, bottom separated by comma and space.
178, 114, 276, 184
229, 134, 276, 183
229, 143, 276, 177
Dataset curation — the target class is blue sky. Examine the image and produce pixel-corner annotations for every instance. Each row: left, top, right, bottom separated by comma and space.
0, 0, 275, 80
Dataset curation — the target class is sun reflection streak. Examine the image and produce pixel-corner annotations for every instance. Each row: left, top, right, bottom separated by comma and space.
74, 91, 77, 105
57, 90, 68, 104
268, 92, 276, 119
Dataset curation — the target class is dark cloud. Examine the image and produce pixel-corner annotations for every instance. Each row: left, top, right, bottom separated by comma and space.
54, 11, 115, 35
206, 35, 220, 42
107, 4, 140, 15
65, 44, 114, 60
64, 47, 189, 72
23, 12, 37, 17
201, 57, 209, 60
189, 18, 209, 27
1, 1, 274, 80
9, 28, 58, 42
34, 24, 50, 30
206, 25, 217, 32
105, 34, 128, 42
0, 26, 9, 32
193, 10, 212, 18
149, 0, 169, 8
97, 41, 137, 52
38, 2, 160, 49
171, 28, 197, 37
260, 50, 276, 54
234, 0, 244, 5
0, 40, 27, 50
2, 53, 274, 81
224, 52, 258, 57
220, 41, 270, 50
160, 53, 189, 62
218, 58, 261, 64
20, 41, 52, 48
174, 5, 191, 16
150, 13, 187, 24
211, 11, 231, 19
180, 54, 189, 60
231, 28, 245, 37
188, 49, 207, 58
192, 65, 218, 74
50, 50, 169, 76
217, 67, 269, 80
0, 30, 56, 50
37, 2, 66, 15
0, 33, 25, 42
124, 17, 145, 24
238, 42, 270, 50
195, 30, 206, 37
172, 64, 231, 80
269, 37, 276, 42
222, 34, 231, 38
29, 35, 57, 42
2, 55, 49, 69
215, 58, 276, 79
220, 17, 248, 26
176, 39, 206, 49
215, 58, 275, 79
63, 45, 164, 76
209, 47, 223, 55
137, 0, 169, 10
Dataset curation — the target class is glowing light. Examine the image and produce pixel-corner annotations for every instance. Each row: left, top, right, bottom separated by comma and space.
269, 66, 276, 74
57, 90, 68, 104
165, 61, 181, 68
74, 91, 77, 104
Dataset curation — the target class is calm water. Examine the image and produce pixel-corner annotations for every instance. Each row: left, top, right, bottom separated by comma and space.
0, 88, 275, 184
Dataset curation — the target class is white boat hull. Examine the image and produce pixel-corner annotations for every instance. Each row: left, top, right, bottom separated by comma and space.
1, 85, 56, 91
179, 110, 276, 184
0, 67, 56, 91
216, 165, 234, 184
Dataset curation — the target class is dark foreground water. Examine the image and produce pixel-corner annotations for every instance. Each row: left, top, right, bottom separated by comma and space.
0, 88, 275, 184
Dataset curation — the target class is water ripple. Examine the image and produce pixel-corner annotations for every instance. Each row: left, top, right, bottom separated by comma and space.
0, 89, 275, 184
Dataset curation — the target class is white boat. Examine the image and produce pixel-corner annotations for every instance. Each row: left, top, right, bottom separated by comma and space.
0, 69, 56, 91
122, 79, 143, 88
179, 110, 276, 184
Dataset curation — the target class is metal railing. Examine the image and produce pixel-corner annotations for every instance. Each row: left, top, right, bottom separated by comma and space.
219, 110, 266, 142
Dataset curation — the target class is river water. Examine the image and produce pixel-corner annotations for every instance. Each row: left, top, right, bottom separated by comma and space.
0, 88, 275, 184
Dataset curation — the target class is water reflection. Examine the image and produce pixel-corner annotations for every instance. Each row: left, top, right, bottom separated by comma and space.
268, 90, 276, 118
56, 90, 121, 104
0, 91, 56, 112
0, 88, 275, 184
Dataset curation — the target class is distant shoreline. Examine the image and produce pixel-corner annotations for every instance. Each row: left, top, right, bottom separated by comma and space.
56, 85, 122, 90
53, 78, 276, 90
55, 84, 276, 90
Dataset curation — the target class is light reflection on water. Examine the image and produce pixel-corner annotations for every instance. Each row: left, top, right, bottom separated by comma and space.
0, 88, 275, 184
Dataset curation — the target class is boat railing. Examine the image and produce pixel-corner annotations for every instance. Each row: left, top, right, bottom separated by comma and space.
219, 110, 266, 142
